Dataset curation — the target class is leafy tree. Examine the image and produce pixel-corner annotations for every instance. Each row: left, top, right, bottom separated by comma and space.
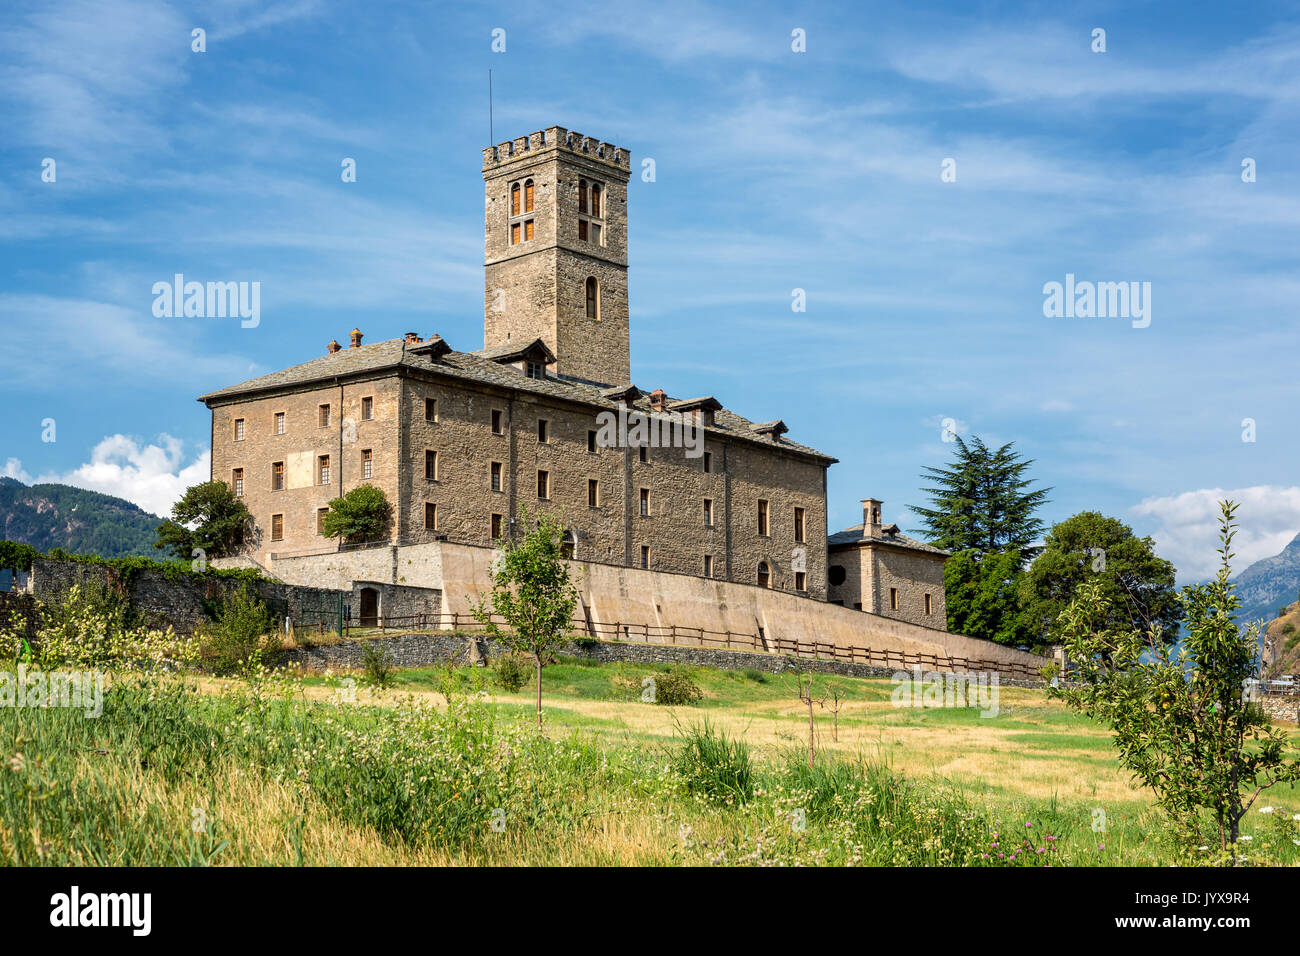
155, 480, 252, 560
0, 540, 40, 573
1052, 502, 1300, 861
321, 484, 393, 545
471, 509, 580, 727
1020, 511, 1179, 647
943, 550, 1029, 646
911, 435, 1050, 564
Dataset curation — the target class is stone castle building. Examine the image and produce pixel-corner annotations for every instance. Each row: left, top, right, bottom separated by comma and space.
198, 125, 947, 628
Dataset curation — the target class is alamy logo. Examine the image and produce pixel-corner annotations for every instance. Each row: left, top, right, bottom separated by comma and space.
0, 666, 102, 717
49, 886, 151, 936
594, 404, 703, 458
890, 667, 1000, 717
152, 273, 260, 328
1042, 273, 1151, 328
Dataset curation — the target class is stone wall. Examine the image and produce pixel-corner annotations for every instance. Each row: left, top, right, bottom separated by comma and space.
1261, 695, 1300, 724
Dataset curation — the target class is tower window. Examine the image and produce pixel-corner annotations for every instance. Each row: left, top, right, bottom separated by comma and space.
585, 277, 598, 319
362, 448, 372, 479
511, 222, 521, 245
491, 409, 504, 434
511, 182, 521, 216
638, 444, 647, 464
425, 449, 438, 481
639, 488, 650, 516
233, 418, 245, 441
537, 419, 549, 442
591, 223, 602, 246
703, 451, 712, 473
703, 554, 713, 577
361, 396, 373, 421
757, 499, 769, 536
318, 404, 331, 427
524, 179, 534, 212
274, 411, 285, 435
537, 470, 550, 500
491, 513, 503, 540
890, 588, 899, 611
588, 479, 599, 508
424, 502, 438, 530
578, 179, 588, 213
271, 514, 283, 542
271, 461, 284, 491
795, 571, 807, 592
425, 397, 438, 421
703, 499, 713, 526
587, 430, 597, 453
490, 461, 502, 492
232, 468, 244, 497
578, 219, 588, 241
524, 219, 534, 241
757, 562, 770, 589
640, 546, 650, 569
590, 182, 601, 217
925, 593, 933, 616
318, 455, 331, 485
794, 507, 805, 543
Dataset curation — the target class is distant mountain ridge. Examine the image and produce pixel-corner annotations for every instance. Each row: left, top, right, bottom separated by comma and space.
0, 477, 163, 558
1233, 531, 1300, 629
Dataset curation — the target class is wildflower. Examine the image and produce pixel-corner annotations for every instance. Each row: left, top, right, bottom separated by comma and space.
1240, 835, 1253, 842
1259, 806, 1276, 814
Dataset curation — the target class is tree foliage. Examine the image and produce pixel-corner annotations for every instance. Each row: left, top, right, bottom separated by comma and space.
0, 540, 40, 573
1052, 502, 1300, 861
320, 484, 393, 545
1019, 511, 1179, 646
154, 480, 252, 560
471, 509, 580, 726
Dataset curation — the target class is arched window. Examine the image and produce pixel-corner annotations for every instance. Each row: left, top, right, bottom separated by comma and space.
561, 530, 576, 561
524, 179, 534, 213
590, 182, 601, 217
511, 182, 521, 217
757, 562, 771, 589
585, 276, 598, 319
578, 179, 588, 214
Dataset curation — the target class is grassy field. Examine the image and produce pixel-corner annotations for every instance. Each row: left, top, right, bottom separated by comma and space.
5, 655, 1300, 866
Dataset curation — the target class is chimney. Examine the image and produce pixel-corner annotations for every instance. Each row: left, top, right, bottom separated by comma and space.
350, 328, 363, 348
404, 331, 422, 344
649, 389, 667, 412
327, 339, 341, 355
862, 498, 883, 535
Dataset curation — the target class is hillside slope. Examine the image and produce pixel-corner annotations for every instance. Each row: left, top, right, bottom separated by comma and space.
0, 477, 162, 558
1232, 531, 1300, 630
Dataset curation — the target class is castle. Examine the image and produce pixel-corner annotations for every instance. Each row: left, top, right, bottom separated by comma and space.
199, 126, 948, 632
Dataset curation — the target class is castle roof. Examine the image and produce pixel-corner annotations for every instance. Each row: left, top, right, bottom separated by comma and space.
827, 524, 949, 557
198, 336, 836, 463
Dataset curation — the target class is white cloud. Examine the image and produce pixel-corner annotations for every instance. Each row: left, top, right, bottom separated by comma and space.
1131, 486, 1300, 581
9, 435, 209, 518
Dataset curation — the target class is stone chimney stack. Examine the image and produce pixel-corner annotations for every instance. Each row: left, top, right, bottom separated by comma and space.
649, 389, 667, 412
862, 498, 883, 535
327, 339, 341, 355
350, 328, 363, 348
404, 332, 422, 344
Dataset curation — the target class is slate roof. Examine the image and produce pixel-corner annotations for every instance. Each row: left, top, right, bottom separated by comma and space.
197, 335, 836, 462
827, 523, 950, 557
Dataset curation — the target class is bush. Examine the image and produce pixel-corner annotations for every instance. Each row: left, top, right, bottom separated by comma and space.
359, 639, 394, 688
494, 653, 530, 692
202, 584, 278, 675
672, 719, 753, 805
653, 665, 703, 706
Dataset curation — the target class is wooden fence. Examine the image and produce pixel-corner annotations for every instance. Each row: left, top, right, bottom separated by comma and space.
337, 611, 1048, 682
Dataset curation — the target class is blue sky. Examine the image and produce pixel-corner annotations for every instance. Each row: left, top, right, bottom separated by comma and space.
2, 0, 1299, 581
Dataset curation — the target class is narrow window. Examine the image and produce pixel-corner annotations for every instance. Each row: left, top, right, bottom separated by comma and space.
511, 182, 521, 216
425, 397, 438, 421
703, 451, 711, 473
578, 179, 588, 213
537, 469, 549, 499
590, 182, 601, 217
757, 561, 770, 589
318, 455, 330, 485
524, 179, 534, 212
524, 219, 534, 241
490, 513, 503, 540
578, 219, 588, 240
424, 502, 438, 530
795, 571, 807, 592
758, 500, 769, 536
491, 409, 504, 434
234, 418, 245, 441
561, 532, 575, 560
703, 554, 713, 577
588, 479, 599, 508
587, 430, 597, 453
640, 546, 649, 569
361, 396, 374, 421
639, 488, 649, 517
925, 593, 933, 616
318, 404, 330, 427
794, 507, 806, 543
232, 468, 244, 498
274, 411, 285, 435
537, 419, 549, 442
511, 221, 521, 245
317, 508, 329, 535
361, 449, 372, 479
585, 276, 598, 319
890, 588, 899, 611
703, 499, 713, 526
638, 444, 647, 464
490, 461, 503, 492
271, 514, 283, 541
271, 461, 284, 491
425, 449, 438, 481
591, 223, 601, 246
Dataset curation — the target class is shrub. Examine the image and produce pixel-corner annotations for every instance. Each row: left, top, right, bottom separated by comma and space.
202, 584, 278, 675
672, 719, 753, 805
494, 653, 530, 692
741, 668, 767, 684
653, 665, 703, 706
359, 639, 395, 688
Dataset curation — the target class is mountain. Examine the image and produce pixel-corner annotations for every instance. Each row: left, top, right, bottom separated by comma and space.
1233, 531, 1300, 631
0, 477, 163, 558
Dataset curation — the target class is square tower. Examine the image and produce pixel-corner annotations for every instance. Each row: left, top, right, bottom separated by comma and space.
482, 126, 631, 387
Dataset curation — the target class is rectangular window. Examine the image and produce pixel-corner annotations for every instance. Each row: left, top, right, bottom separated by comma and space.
703, 451, 711, 473
537, 419, 549, 442
491, 409, 503, 434
511, 222, 520, 245
703, 498, 713, 526
232, 468, 244, 498
587, 430, 597, 453
588, 479, 599, 508
318, 455, 331, 485
271, 461, 284, 491
639, 488, 650, 517
317, 508, 329, 535
361, 449, 372, 479
890, 588, 899, 611
638, 445, 647, 464
319, 404, 331, 428
578, 219, 588, 240
274, 412, 285, 435
526, 361, 544, 379
591, 223, 602, 246
795, 571, 807, 592
925, 593, 933, 616
537, 469, 549, 499
853, 602, 862, 611
524, 219, 534, 241
794, 507, 805, 543
703, 554, 713, 577
270, 514, 283, 541
490, 461, 503, 492
757, 500, 769, 536
425, 397, 438, 422
525, 180, 534, 210
361, 396, 374, 421
234, 418, 245, 441
490, 513, 503, 540
640, 546, 650, 569
424, 449, 438, 481
424, 502, 438, 530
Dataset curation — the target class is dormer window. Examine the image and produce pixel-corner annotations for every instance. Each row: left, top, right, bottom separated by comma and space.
526, 361, 545, 379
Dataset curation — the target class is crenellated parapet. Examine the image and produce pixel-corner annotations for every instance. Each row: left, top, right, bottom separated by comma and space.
482, 126, 630, 171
